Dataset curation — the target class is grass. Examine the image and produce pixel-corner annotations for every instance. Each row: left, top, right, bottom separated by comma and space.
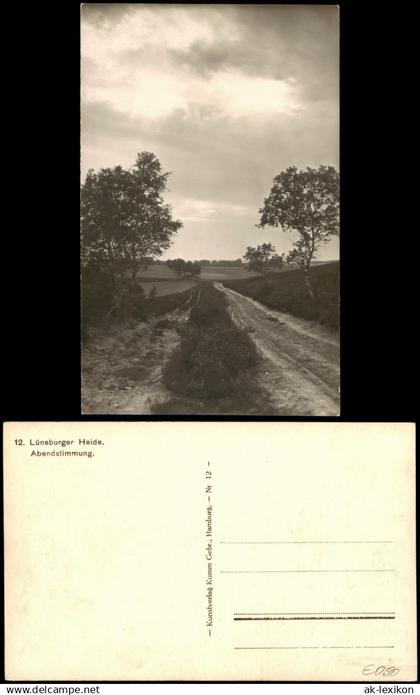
199, 265, 297, 280
125, 285, 197, 320
82, 284, 198, 342
222, 261, 339, 331
139, 263, 253, 280
199, 266, 256, 280
137, 264, 179, 279
136, 263, 299, 282
152, 282, 276, 415
138, 279, 195, 296
115, 365, 148, 380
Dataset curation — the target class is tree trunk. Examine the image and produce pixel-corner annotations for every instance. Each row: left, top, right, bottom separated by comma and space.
303, 266, 316, 304
105, 273, 126, 320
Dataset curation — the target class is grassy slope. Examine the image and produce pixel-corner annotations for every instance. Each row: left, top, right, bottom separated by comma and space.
222, 261, 339, 331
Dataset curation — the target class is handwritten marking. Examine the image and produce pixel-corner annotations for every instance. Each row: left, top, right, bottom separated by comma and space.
362, 664, 400, 677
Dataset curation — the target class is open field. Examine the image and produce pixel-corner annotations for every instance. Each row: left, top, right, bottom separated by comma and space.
198, 263, 331, 280
136, 262, 334, 284
138, 263, 254, 281
136, 263, 252, 292
137, 264, 178, 279
199, 266, 256, 280
138, 279, 195, 296
121, 265, 196, 297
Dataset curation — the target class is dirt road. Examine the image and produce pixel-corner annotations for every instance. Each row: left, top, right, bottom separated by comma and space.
214, 283, 340, 416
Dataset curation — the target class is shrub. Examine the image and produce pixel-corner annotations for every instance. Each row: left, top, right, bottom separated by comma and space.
189, 289, 229, 326
161, 283, 262, 403
81, 270, 113, 324
154, 318, 172, 330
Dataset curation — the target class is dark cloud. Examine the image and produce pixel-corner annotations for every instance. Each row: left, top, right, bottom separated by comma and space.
81, 3, 135, 27
169, 4, 338, 102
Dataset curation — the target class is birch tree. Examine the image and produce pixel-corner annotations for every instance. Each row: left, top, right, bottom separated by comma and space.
258, 165, 339, 301
81, 152, 182, 316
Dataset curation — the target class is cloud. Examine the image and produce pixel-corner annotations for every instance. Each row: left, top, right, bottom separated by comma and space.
81, 5, 227, 60
83, 68, 300, 121
81, 3, 135, 27
169, 5, 339, 102
81, 4, 339, 260
171, 197, 252, 224
82, 100, 338, 207
82, 6, 243, 119
81, 4, 337, 120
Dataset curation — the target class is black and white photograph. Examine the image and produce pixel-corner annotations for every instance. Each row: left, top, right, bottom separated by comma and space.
81, 3, 340, 415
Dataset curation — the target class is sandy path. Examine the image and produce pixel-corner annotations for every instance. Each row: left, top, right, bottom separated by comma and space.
214, 283, 340, 416
81, 307, 190, 415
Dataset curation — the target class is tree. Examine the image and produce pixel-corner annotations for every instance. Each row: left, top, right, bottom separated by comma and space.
166, 259, 201, 277
166, 258, 186, 276
81, 152, 182, 316
258, 165, 339, 302
188, 261, 202, 277
269, 253, 286, 268
244, 242, 285, 274
210, 259, 242, 266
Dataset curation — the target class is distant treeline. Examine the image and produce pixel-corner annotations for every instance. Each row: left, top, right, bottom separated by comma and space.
199, 259, 243, 266
165, 259, 201, 276
162, 258, 243, 266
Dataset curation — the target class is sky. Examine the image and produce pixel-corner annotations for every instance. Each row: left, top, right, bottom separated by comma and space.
81, 3, 339, 261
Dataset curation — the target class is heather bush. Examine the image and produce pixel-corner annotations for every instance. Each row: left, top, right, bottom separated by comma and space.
161, 283, 264, 405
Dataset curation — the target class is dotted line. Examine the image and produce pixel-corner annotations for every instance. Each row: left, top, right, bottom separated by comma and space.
222, 569, 395, 573
234, 616, 395, 621
233, 611, 395, 616
221, 541, 394, 544
234, 646, 395, 650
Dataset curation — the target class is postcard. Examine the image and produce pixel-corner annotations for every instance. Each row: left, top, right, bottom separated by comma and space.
4, 422, 416, 681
